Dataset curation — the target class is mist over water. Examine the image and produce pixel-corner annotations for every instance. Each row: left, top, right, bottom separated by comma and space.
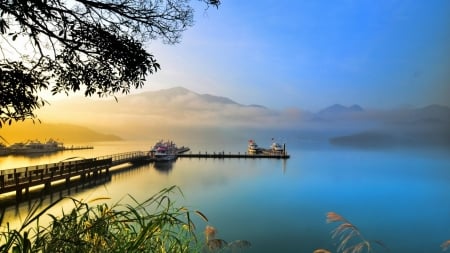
1, 127, 449, 253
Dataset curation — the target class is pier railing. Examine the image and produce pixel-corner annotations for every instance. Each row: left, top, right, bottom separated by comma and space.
0, 149, 289, 199
0, 151, 149, 197
178, 151, 289, 159
96, 151, 149, 166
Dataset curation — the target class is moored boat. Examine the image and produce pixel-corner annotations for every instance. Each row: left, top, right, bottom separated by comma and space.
9, 139, 64, 154
0, 143, 10, 156
248, 140, 262, 154
270, 140, 284, 153
149, 140, 178, 162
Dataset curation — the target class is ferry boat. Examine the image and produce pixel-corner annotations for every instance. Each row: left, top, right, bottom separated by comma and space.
248, 140, 262, 154
0, 143, 10, 156
9, 139, 64, 154
271, 141, 284, 153
149, 140, 178, 162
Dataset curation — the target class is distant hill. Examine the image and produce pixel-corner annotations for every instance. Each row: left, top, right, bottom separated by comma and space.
0, 122, 122, 144
119, 86, 266, 109
37, 86, 275, 134
310, 104, 364, 122
411, 104, 450, 124
317, 104, 364, 115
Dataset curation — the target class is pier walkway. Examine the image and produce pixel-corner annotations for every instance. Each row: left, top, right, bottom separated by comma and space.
0, 151, 148, 198
1, 149, 289, 199
178, 151, 289, 159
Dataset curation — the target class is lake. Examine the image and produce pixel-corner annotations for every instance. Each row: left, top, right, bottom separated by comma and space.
1, 131, 449, 253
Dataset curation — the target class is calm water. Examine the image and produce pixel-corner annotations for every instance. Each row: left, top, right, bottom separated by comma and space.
1, 132, 449, 253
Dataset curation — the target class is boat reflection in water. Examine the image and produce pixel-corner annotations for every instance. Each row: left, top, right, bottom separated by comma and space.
152, 161, 175, 174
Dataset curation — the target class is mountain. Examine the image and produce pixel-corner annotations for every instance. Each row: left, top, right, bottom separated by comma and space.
119, 86, 265, 109
0, 122, 122, 144
36, 87, 280, 138
33, 86, 449, 147
327, 104, 450, 148
310, 104, 364, 122
317, 104, 364, 115
412, 104, 450, 124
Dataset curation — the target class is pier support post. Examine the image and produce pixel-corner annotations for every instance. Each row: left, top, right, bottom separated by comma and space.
16, 188, 22, 201
44, 181, 51, 191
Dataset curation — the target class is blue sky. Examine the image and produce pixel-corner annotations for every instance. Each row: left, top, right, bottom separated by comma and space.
143, 0, 450, 111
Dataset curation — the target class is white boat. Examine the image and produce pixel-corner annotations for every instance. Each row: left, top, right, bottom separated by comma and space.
271, 141, 284, 153
248, 140, 262, 154
149, 140, 178, 162
0, 143, 10, 156
9, 139, 64, 154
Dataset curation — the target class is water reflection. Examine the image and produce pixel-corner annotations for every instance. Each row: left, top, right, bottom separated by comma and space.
281, 159, 287, 174
1, 140, 449, 253
3, 151, 65, 159
0, 172, 112, 209
153, 161, 175, 174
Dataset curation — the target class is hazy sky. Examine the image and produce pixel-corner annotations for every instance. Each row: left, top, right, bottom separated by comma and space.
140, 0, 450, 111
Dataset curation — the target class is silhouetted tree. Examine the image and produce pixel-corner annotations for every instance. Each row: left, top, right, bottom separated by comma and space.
0, 0, 220, 126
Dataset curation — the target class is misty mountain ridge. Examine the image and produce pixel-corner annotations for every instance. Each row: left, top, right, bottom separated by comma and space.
34, 86, 450, 147
311, 104, 365, 122
42, 86, 448, 120
125, 86, 266, 109
318, 104, 364, 115
0, 122, 122, 144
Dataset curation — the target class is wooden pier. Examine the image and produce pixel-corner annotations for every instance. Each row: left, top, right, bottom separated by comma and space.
1, 148, 289, 200
0, 151, 148, 200
62, 145, 94, 150
178, 151, 290, 159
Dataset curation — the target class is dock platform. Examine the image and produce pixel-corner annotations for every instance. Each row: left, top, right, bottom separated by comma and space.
1, 146, 290, 201
63, 145, 94, 151
178, 151, 289, 159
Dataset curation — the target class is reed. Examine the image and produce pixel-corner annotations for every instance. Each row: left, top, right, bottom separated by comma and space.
442, 240, 450, 251
0, 186, 207, 253
325, 212, 389, 253
202, 225, 251, 253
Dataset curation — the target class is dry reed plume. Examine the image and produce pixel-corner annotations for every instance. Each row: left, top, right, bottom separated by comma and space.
326, 212, 388, 253
203, 225, 251, 252
442, 240, 450, 251
313, 249, 331, 253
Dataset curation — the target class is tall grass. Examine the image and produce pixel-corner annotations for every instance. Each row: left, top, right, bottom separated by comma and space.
0, 186, 207, 252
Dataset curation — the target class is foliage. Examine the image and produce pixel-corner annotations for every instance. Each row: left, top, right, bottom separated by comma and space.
0, 0, 220, 126
0, 186, 209, 252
